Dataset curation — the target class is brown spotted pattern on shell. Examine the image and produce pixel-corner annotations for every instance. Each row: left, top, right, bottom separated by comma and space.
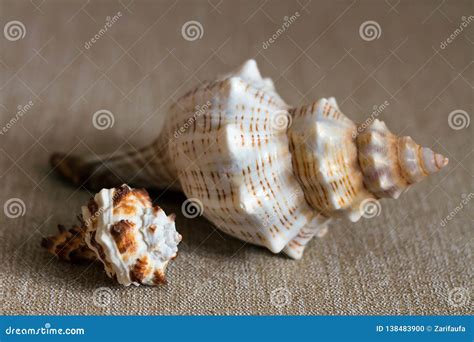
43, 185, 181, 286
50, 60, 448, 259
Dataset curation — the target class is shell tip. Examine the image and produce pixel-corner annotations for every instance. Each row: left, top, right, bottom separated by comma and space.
435, 153, 449, 170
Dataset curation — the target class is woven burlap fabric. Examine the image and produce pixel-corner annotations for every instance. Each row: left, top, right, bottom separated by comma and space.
0, 0, 472, 315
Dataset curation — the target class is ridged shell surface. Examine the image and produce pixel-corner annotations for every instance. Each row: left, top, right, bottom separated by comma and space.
82, 185, 181, 286
167, 60, 316, 254
288, 97, 374, 222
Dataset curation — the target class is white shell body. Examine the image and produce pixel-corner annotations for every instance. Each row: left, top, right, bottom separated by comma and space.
82, 185, 181, 286
164, 60, 317, 256
157, 60, 446, 258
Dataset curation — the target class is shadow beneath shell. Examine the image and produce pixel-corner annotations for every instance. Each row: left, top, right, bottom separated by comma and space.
147, 189, 285, 260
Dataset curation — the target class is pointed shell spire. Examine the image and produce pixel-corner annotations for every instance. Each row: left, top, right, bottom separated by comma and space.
287, 99, 449, 223
356, 119, 449, 199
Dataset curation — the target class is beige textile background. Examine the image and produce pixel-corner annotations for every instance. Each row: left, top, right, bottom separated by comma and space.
0, 0, 472, 315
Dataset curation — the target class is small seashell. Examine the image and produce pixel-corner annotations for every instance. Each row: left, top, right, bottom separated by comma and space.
50, 60, 448, 260
42, 185, 182, 286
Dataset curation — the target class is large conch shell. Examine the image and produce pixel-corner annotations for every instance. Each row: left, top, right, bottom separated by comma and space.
51, 59, 448, 259
43, 185, 182, 286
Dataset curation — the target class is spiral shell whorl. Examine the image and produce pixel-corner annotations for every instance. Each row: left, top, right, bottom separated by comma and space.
288, 98, 374, 222
288, 101, 448, 227
356, 119, 448, 199
397, 136, 449, 183
356, 119, 407, 199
